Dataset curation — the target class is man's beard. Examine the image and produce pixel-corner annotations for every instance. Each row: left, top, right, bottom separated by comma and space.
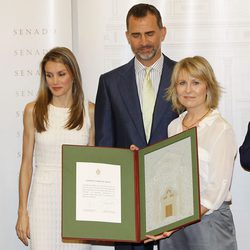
135, 46, 157, 61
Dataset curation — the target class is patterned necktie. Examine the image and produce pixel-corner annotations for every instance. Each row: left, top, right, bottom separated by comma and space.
142, 67, 156, 142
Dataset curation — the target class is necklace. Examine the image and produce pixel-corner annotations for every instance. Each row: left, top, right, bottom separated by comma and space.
182, 109, 211, 129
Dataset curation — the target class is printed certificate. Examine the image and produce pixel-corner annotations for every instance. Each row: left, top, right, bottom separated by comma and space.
76, 162, 121, 223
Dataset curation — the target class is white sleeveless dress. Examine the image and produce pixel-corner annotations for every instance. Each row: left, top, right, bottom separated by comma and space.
29, 103, 91, 250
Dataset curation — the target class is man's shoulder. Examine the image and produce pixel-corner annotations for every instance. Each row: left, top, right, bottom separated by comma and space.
162, 54, 177, 67
101, 58, 134, 78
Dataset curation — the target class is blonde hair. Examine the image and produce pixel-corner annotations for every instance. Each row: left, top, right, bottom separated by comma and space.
166, 56, 221, 113
34, 47, 84, 132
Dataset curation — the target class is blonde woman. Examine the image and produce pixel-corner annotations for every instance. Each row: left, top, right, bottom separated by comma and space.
146, 56, 237, 250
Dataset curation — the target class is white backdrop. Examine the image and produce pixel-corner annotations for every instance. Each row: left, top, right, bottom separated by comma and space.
1, 0, 250, 249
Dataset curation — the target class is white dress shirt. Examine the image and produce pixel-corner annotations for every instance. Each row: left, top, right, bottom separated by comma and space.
168, 109, 237, 214
134, 54, 164, 107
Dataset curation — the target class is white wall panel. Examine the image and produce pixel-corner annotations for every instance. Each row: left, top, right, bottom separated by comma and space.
0, 1, 72, 249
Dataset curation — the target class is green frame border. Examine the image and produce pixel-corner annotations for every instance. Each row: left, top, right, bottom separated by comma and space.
62, 146, 138, 242
138, 127, 200, 239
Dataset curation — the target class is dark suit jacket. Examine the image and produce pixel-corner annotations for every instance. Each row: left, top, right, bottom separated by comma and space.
239, 122, 250, 171
95, 55, 178, 148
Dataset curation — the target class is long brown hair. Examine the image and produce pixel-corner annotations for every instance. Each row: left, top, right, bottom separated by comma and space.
34, 47, 84, 132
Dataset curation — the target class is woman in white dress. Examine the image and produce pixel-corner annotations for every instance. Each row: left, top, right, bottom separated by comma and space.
15, 47, 94, 249
145, 56, 237, 250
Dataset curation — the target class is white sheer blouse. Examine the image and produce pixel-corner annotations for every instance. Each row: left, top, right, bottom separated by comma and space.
168, 109, 237, 214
